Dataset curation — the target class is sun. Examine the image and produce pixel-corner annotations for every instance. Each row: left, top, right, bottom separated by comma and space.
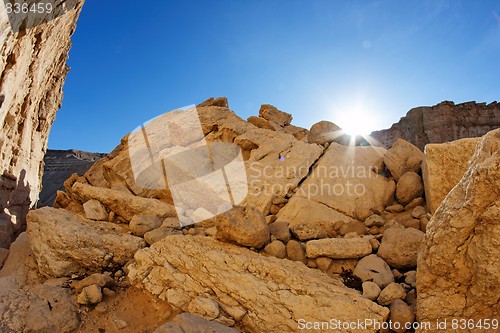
336, 110, 377, 137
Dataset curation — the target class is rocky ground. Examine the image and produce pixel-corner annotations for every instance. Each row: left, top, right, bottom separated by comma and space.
1, 98, 498, 332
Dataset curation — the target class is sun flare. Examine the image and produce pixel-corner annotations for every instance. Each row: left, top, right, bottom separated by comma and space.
337, 110, 377, 137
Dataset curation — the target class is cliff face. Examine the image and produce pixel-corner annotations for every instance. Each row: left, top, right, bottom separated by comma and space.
370, 101, 500, 150
0, 2, 84, 248
38, 149, 105, 207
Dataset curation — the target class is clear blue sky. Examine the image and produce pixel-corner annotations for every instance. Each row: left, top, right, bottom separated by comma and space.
48, 0, 500, 153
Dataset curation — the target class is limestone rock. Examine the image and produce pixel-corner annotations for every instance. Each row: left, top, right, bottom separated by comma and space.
307, 121, 342, 145
247, 115, 275, 130
339, 220, 368, 236
269, 221, 291, 243
286, 240, 306, 263
389, 299, 415, 333
216, 206, 270, 248
0, 1, 84, 248
72, 182, 176, 221
305, 238, 372, 259
364, 214, 385, 228
377, 282, 406, 305
128, 235, 389, 333
422, 137, 479, 213
130, 215, 164, 237
362, 281, 381, 301
144, 227, 182, 245
258, 104, 292, 126
197, 97, 229, 108
370, 101, 500, 150
378, 227, 424, 269
187, 296, 220, 320
27, 207, 145, 277
154, 313, 238, 333
384, 139, 423, 181
263, 240, 286, 259
77, 284, 103, 305
353, 254, 394, 289
395, 172, 424, 206
417, 129, 500, 329
71, 273, 116, 293
83, 199, 108, 220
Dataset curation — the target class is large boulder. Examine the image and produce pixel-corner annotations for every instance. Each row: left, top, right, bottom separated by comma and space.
258, 104, 292, 127
395, 172, 424, 206
307, 121, 342, 145
417, 129, 500, 330
384, 138, 423, 181
422, 137, 480, 213
279, 143, 389, 220
128, 235, 389, 333
27, 207, 145, 277
216, 206, 270, 248
0, 0, 84, 248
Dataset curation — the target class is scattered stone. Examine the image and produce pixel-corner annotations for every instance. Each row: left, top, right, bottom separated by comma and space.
384, 138, 423, 181
369, 238, 380, 251
405, 197, 424, 210
364, 214, 385, 228
403, 218, 420, 230
263, 240, 286, 259
327, 259, 358, 275
385, 204, 404, 213
112, 318, 128, 330
411, 206, 427, 219
77, 284, 103, 305
354, 208, 373, 222
378, 227, 425, 269
419, 217, 429, 232
283, 240, 303, 262
395, 172, 424, 206
362, 281, 381, 301
83, 199, 108, 220
353, 254, 394, 289
71, 273, 116, 293
389, 299, 415, 333
144, 227, 182, 245
339, 220, 368, 236
377, 282, 406, 305
405, 289, 417, 311
130, 215, 164, 237
306, 238, 372, 259
216, 206, 270, 248
290, 223, 327, 241
404, 271, 417, 288
315, 257, 332, 272
268, 221, 291, 243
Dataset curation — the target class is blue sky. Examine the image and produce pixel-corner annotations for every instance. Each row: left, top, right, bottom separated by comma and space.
48, 0, 500, 153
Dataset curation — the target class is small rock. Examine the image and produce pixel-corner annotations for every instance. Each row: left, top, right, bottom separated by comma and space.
77, 284, 103, 305
162, 217, 182, 229
378, 227, 425, 269
405, 289, 417, 311
144, 227, 182, 245
269, 221, 291, 243
103, 288, 116, 298
265, 215, 277, 224
354, 208, 373, 222
404, 270, 417, 287
364, 214, 385, 228
392, 269, 403, 279
419, 217, 429, 232
369, 238, 380, 251
389, 299, 415, 333
411, 206, 427, 219
83, 199, 108, 220
403, 218, 420, 230
306, 238, 372, 259
263, 240, 286, 259
130, 215, 164, 237
405, 197, 425, 210
286, 240, 306, 263
353, 254, 394, 289
377, 282, 406, 305
71, 273, 116, 293
385, 204, 404, 213
339, 220, 368, 236
382, 180, 397, 207
112, 318, 128, 330
290, 224, 327, 241
315, 257, 332, 272
362, 281, 381, 301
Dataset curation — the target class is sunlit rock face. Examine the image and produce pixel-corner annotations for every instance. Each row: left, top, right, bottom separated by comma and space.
0, 1, 84, 248
371, 101, 500, 150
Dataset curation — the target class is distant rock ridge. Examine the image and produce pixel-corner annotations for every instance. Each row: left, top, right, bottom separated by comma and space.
370, 101, 500, 150
39, 149, 106, 207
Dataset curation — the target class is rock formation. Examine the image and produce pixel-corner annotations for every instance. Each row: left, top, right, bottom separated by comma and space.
371, 101, 500, 150
39, 149, 105, 207
0, 1, 84, 248
417, 129, 500, 331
